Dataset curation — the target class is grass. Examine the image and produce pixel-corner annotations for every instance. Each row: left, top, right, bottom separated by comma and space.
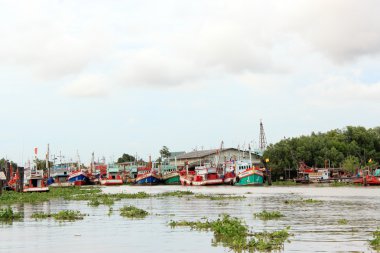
156, 191, 194, 197
370, 228, 380, 251
31, 210, 86, 221
0, 206, 23, 221
284, 198, 323, 204
0, 187, 101, 205
337, 219, 348, 225
254, 210, 284, 220
169, 214, 291, 252
194, 194, 246, 201
120, 205, 149, 219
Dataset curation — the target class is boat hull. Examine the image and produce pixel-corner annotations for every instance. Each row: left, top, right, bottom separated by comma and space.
162, 173, 180, 185
180, 176, 193, 186
135, 174, 161, 185
234, 171, 264, 186
68, 172, 90, 186
192, 178, 224, 186
100, 179, 124, 186
23, 187, 50, 193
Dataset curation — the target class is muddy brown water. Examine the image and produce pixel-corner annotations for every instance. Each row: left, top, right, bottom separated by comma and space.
0, 185, 379, 253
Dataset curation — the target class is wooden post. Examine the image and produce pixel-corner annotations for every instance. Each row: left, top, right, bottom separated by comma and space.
5, 161, 10, 182
17, 167, 24, 192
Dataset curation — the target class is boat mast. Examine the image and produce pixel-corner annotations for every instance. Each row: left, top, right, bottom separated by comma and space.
91, 152, 95, 174
77, 150, 81, 171
46, 144, 50, 177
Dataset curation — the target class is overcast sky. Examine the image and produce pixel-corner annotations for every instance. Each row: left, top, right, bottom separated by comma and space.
1, 0, 380, 165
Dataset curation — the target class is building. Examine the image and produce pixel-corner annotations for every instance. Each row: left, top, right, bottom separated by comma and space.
169, 148, 262, 168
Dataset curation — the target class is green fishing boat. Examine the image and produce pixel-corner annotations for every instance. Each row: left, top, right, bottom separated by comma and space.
233, 160, 264, 186
160, 165, 180, 185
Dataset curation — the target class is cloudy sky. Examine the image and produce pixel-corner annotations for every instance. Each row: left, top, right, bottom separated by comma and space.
1, 0, 379, 164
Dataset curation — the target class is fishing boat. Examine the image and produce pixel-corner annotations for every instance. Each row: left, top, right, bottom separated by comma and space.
353, 168, 380, 185
233, 160, 264, 186
68, 170, 90, 186
99, 163, 123, 186
135, 166, 161, 185
191, 165, 224, 186
24, 170, 49, 192
223, 161, 236, 185
160, 165, 180, 185
47, 163, 73, 187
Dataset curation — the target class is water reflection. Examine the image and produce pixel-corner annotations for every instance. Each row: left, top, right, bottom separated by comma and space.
0, 186, 379, 253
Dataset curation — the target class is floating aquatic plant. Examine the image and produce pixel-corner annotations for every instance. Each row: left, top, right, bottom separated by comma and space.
254, 210, 284, 220
32, 210, 86, 221
0, 206, 23, 221
337, 219, 348, 225
194, 194, 245, 201
169, 214, 291, 252
370, 228, 380, 251
120, 205, 149, 219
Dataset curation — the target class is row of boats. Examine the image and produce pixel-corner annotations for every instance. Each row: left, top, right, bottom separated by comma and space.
6, 159, 266, 192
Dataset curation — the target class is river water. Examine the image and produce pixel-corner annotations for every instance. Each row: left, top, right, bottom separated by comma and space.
1, 185, 379, 253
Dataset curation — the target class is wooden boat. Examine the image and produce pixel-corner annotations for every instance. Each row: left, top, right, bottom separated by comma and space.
353, 168, 380, 185
161, 165, 180, 185
24, 171, 49, 192
99, 164, 123, 186
135, 167, 161, 185
233, 160, 264, 186
191, 165, 224, 186
223, 161, 236, 185
68, 170, 90, 186
47, 163, 73, 187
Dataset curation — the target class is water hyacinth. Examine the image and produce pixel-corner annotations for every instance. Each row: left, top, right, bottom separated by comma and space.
120, 205, 149, 219
254, 210, 284, 220
169, 214, 291, 252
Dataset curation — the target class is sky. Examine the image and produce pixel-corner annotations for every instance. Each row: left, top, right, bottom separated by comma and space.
1, 0, 380, 165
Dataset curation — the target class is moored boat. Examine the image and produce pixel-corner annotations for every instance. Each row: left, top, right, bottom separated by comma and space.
68, 170, 90, 186
135, 167, 161, 185
161, 165, 180, 185
24, 171, 49, 192
233, 161, 264, 186
99, 163, 123, 186
191, 165, 224, 186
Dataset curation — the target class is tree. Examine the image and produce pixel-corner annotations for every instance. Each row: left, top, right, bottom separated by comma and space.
342, 156, 360, 175
117, 153, 136, 163
159, 146, 171, 159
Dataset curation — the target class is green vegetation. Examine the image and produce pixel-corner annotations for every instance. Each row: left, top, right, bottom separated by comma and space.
342, 156, 360, 174
87, 195, 115, 206
117, 153, 136, 163
0, 206, 22, 221
370, 228, 380, 251
157, 191, 194, 197
264, 126, 380, 180
254, 210, 284, 220
284, 198, 322, 204
170, 214, 291, 252
0, 187, 101, 205
337, 219, 348, 225
31, 212, 52, 219
194, 194, 245, 201
120, 205, 149, 219
31, 210, 85, 221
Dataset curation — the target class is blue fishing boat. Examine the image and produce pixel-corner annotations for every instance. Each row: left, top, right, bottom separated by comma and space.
68, 170, 90, 186
135, 167, 161, 185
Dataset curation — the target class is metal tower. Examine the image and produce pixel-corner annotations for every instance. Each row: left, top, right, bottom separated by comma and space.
259, 119, 267, 151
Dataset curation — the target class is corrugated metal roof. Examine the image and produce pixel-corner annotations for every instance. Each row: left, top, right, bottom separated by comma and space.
176, 149, 218, 159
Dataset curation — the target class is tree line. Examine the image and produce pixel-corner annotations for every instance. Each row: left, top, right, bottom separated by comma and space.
263, 126, 380, 179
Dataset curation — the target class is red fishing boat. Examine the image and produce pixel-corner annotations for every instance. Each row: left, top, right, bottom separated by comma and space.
191, 165, 224, 186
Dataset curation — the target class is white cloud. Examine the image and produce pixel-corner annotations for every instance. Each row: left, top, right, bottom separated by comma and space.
61, 75, 108, 97
300, 76, 380, 106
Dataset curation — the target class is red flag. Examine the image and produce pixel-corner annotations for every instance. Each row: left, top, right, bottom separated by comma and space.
34, 147, 38, 155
